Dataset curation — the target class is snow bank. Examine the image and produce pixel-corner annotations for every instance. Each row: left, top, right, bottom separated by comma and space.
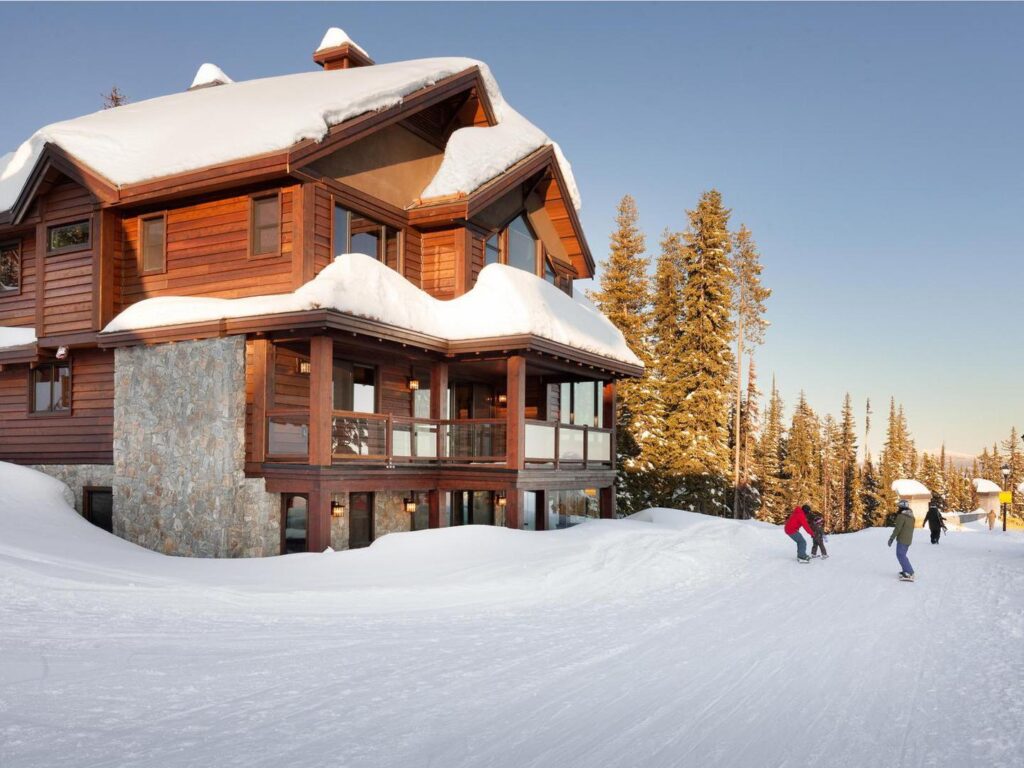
0, 325, 36, 349
189, 63, 233, 89
102, 253, 642, 366
892, 478, 930, 497
0, 57, 580, 213
972, 478, 1001, 494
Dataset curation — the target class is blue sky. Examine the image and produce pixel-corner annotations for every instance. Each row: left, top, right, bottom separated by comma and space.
2, 2, 1021, 457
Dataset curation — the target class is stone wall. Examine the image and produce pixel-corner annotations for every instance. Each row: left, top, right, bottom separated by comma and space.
29, 464, 115, 515
113, 337, 280, 558
375, 491, 412, 538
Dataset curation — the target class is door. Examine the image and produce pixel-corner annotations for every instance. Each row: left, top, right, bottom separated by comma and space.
281, 495, 308, 554
83, 487, 113, 533
349, 492, 374, 549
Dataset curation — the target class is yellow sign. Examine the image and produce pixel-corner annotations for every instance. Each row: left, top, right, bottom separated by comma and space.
999, 491, 1013, 504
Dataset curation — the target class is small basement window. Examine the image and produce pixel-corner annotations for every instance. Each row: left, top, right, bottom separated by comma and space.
139, 214, 166, 273
83, 487, 114, 533
31, 362, 71, 414
250, 194, 280, 257
47, 220, 91, 254
0, 240, 20, 293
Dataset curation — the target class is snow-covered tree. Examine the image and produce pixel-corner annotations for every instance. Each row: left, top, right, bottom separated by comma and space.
755, 379, 786, 523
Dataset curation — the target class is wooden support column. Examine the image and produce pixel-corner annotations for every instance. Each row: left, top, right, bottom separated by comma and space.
291, 182, 317, 289
428, 489, 441, 529
604, 381, 617, 470
251, 339, 274, 463
453, 226, 473, 297
307, 484, 331, 552
431, 360, 448, 460
506, 355, 526, 470
600, 486, 616, 519
505, 488, 524, 530
94, 209, 116, 330
308, 335, 334, 466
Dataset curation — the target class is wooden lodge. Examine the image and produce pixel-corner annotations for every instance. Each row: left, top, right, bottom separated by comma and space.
0, 29, 642, 556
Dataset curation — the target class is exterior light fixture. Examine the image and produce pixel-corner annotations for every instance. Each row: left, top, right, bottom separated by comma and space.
404, 496, 417, 514
56, 346, 69, 360
330, 499, 345, 518
1000, 464, 1011, 532
408, 378, 420, 391
496, 492, 507, 508
497, 393, 508, 405
297, 360, 312, 375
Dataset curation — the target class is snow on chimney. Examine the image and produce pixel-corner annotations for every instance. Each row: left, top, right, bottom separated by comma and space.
313, 27, 374, 70
189, 63, 234, 90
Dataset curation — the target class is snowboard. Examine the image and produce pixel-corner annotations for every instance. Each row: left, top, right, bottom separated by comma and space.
898, 573, 915, 582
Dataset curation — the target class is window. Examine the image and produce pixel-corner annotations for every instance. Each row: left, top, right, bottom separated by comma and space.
334, 204, 401, 269
560, 380, 603, 428
83, 487, 114, 533
250, 194, 280, 257
333, 361, 376, 413
506, 215, 538, 274
484, 233, 500, 266
281, 495, 308, 554
47, 220, 90, 254
31, 362, 71, 414
543, 257, 557, 285
0, 240, 20, 293
139, 215, 166, 274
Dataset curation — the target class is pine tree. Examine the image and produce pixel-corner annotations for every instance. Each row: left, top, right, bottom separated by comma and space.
754, 379, 786, 523
837, 394, 861, 531
590, 195, 653, 513
878, 398, 905, 514
783, 392, 822, 512
861, 458, 881, 527
102, 86, 129, 109
1001, 427, 1023, 519
736, 356, 762, 518
729, 225, 771, 518
674, 190, 735, 515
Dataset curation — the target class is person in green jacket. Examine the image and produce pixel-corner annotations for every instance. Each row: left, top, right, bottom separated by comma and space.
888, 499, 916, 581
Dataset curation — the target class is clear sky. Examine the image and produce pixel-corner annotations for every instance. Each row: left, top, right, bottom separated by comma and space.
1, 2, 1021, 458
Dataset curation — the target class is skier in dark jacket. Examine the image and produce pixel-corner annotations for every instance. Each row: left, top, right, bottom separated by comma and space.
923, 503, 947, 544
805, 504, 828, 559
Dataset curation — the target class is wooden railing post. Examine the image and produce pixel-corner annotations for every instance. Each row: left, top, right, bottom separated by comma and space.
251, 339, 273, 464
605, 381, 617, 471
583, 425, 589, 469
506, 356, 526, 470
385, 414, 393, 465
554, 422, 560, 470
431, 361, 448, 461
308, 336, 333, 466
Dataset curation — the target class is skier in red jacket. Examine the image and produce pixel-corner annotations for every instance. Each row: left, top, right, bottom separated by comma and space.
784, 505, 815, 563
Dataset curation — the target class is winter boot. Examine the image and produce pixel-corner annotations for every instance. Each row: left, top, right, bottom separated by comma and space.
798, 555, 811, 564
899, 572, 915, 582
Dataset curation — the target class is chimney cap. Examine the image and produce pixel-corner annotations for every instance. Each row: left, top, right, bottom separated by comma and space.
189, 63, 234, 90
314, 27, 374, 69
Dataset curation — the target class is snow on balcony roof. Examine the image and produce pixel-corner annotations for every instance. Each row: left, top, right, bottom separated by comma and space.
892, 479, 930, 497
102, 254, 640, 367
972, 478, 1002, 494
0, 326, 36, 350
189, 63, 234, 90
315, 26, 368, 58
0, 57, 580, 213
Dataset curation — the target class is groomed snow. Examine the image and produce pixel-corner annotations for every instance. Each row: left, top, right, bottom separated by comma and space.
1, 462, 1022, 767
0, 325, 36, 350
102, 253, 642, 367
0, 57, 580, 213
189, 63, 234, 89
973, 478, 1002, 494
892, 478, 930, 497
315, 26, 369, 57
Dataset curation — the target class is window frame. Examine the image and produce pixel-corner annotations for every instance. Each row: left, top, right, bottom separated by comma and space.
248, 192, 282, 260
28, 359, 73, 417
45, 217, 93, 256
331, 196, 404, 273
83, 486, 114, 533
137, 212, 168, 276
488, 213, 544, 278
0, 239, 21, 296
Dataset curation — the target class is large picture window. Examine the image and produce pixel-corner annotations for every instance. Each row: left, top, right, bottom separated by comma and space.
250, 194, 280, 258
0, 240, 20, 293
31, 362, 71, 414
505, 215, 538, 274
333, 204, 400, 270
139, 214, 166, 274
560, 380, 603, 428
47, 220, 91, 254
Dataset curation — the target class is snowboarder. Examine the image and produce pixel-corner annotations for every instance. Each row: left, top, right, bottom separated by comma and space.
806, 504, 828, 559
888, 499, 916, 581
923, 503, 947, 544
784, 505, 815, 563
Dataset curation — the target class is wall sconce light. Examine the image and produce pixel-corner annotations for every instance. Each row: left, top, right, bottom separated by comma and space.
497, 393, 508, 405
297, 360, 312, 375
407, 378, 420, 391
404, 495, 417, 514
330, 500, 345, 518
56, 345, 69, 360
496, 492, 507, 508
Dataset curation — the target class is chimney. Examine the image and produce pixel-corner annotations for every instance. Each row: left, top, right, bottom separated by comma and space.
189, 63, 234, 90
313, 27, 374, 70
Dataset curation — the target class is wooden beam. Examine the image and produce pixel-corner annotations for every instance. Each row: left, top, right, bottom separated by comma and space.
307, 485, 331, 552
308, 335, 334, 466
251, 339, 273, 464
428, 489, 440, 529
504, 488, 523, 530
600, 486, 616, 519
94, 209, 116, 330
506, 355, 526, 470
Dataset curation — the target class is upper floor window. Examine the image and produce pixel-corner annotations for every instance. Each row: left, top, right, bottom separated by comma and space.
506, 215, 538, 274
484, 233, 501, 266
560, 381, 603, 428
47, 220, 91, 255
334, 204, 400, 270
543, 257, 557, 285
139, 214, 166, 274
31, 362, 71, 414
333, 361, 376, 413
250, 194, 280, 258
0, 240, 20, 293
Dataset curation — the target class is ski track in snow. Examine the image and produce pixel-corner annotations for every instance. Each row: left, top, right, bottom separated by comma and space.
1, 503, 1023, 767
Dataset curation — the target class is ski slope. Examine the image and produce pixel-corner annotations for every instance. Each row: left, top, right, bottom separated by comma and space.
1, 463, 1022, 767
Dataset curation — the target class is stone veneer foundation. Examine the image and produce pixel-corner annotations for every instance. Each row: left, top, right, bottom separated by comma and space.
113, 336, 280, 558
30, 464, 115, 515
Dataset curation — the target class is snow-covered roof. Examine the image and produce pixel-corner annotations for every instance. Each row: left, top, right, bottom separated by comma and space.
972, 478, 1002, 495
892, 479, 930, 498
0, 57, 580, 214
189, 63, 234, 90
102, 253, 641, 367
0, 326, 36, 350
316, 27, 368, 57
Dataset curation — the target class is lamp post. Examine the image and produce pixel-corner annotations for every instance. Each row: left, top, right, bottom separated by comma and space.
1001, 463, 1010, 532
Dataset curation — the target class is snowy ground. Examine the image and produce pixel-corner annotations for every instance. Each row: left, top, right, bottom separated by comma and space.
1, 464, 1022, 768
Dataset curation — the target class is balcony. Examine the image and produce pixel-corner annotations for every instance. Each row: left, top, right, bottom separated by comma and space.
265, 410, 612, 469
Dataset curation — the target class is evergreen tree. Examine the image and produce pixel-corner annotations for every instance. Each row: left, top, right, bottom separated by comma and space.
837, 394, 862, 531
729, 225, 771, 518
754, 379, 786, 523
878, 398, 906, 514
674, 190, 735, 515
591, 195, 654, 513
861, 458, 882, 527
736, 356, 762, 518
1001, 427, 1023, 519
102, 86, 129, 109
783, 392, 822, 511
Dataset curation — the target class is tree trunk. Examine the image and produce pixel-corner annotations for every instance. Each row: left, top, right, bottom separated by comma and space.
733, 315, 743, 518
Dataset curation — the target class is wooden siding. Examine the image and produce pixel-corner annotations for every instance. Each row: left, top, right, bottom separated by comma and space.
469, 233, 486, 288
420, 228, 457, 300
313, 185, 333, 277
117, 187, 297, 310
0, 349, 113, 464
273, 346, 311, 411
0, 229, 37, 327
41, 181, 97, 337
404, 228, 422, 288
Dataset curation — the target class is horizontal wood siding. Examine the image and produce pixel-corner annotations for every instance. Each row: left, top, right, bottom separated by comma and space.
0, 229, 37, 327
42, 181, 97, 336
273, 346, 310, 411
379, 362, 413, 417
469, 234, 486, 288
313, 185, 333, 276
404, 228, 422, 288
0, 349, 113, 463
118, 187, 297, 310
420, 228, 457, 300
